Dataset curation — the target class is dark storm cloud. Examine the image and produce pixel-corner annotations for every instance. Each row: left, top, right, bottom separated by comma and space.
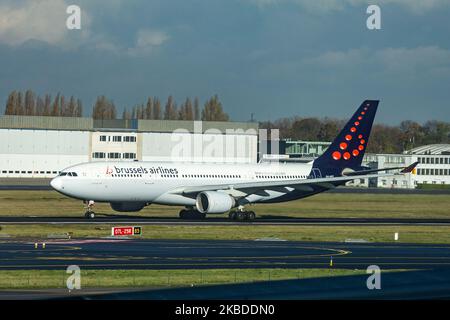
0, 0, 449, 124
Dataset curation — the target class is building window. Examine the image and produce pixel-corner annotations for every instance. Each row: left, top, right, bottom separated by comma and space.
123, 153, 136, 159
112, 136, 122, 142
123, 136, 136, 142
99, 135, 107, 142
108, 152, 121, 159
92, 152, 106, 159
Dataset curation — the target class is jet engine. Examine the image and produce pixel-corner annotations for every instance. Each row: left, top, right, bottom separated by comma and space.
110, 202, 147, 212
195, 191, 235, 214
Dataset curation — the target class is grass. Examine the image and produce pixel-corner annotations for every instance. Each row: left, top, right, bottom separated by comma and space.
0, 190, 450, 243
0, 268, 367, 289
0, 190, 448, 290
2, 224, 450, 244
0, 190, 449, 219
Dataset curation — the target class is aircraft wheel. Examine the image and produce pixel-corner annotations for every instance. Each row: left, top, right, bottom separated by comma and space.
197, 212, 206, 220
237, 212, 246, 221
247, 211, 256, 220
85, 211, 95, 219
179, 210, 187, 219
229, 211, 237, 220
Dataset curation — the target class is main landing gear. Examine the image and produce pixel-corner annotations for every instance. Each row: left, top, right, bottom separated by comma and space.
84, 200, 95, 219
228, 206, 256, 221
179, 208, 206, 220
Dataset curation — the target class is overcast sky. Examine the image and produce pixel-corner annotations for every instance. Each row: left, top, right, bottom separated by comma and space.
0, 0, 449, 124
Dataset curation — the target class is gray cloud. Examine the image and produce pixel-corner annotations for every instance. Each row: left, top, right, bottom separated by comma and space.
248, 0, 450, 13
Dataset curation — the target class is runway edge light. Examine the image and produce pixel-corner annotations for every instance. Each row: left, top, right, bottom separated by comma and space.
395, 232, 399, 241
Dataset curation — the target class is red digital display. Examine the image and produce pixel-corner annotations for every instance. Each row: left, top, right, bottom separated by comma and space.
112, 226, 134, 236
111, 226, 142, 236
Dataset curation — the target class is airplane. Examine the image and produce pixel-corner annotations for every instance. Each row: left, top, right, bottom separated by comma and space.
50, 100, 418, 220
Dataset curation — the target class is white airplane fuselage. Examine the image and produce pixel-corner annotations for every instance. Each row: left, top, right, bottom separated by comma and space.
51, 161, 314, 206
50, 100, 392, 218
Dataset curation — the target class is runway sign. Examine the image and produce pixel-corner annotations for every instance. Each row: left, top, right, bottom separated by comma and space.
112, 226, 142, 236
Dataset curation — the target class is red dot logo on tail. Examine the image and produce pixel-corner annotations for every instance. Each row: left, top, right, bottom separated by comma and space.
332, 151, 341, 160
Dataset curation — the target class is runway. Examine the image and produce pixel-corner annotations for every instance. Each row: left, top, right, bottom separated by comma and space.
1, 239, 450, 270
1, 216, 450, 226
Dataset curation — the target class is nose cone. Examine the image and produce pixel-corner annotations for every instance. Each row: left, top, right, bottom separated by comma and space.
50, 177, 63, 191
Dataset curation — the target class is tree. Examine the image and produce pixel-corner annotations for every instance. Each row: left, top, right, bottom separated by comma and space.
184, 97, 194, 120
43, 94, 51, 116
153, 98, 161, 119
201, 95, 229, 121
145, 97, 153, 119
92, 95, 116, 119
65, 96, 76, 117
60, 95, 67, 116
122, 107, 131, 120
290, 118, 321, 141
178, 100, 186, 120
318, 118, 341, 141
16, 91, 24, 115
194, 97, 200, 120
75, 99, 83, 117
164, 95, 178, 120
36, 96, 44, 115
4, 91, 18, 115
24, 90, 35, 116
51, 93, 61, 116
139, 104, 145, 119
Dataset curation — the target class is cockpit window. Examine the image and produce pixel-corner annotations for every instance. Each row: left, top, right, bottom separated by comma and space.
60, 172, 77, 177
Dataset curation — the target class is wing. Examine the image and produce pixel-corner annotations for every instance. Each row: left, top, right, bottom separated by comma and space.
170, 162, 418, 198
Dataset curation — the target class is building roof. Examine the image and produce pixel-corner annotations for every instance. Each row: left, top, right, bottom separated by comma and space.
404, 144, 450, 155
0, 115, 258, 134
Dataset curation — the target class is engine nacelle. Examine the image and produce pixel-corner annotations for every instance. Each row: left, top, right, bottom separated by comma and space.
195, 191, 235, 214
110, 202, 147, 212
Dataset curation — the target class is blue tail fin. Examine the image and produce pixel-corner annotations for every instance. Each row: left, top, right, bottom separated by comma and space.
313, 100, 379, 175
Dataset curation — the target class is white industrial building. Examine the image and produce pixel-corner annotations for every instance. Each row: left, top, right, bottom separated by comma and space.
0, 116, 258, 179
269, 139, 450, 189
347, 144, 450, 189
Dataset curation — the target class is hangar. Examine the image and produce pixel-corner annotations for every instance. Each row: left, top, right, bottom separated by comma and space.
0, 115, 258, 179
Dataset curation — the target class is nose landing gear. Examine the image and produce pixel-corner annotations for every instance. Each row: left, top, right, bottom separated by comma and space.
83, 200, 95, 219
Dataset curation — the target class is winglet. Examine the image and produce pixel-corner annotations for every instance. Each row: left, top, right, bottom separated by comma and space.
401, 161, 419, 174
